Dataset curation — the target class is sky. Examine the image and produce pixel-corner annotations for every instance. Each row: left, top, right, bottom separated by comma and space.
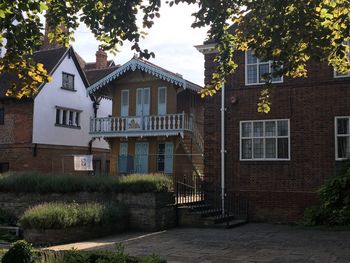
72, 3, 208, 86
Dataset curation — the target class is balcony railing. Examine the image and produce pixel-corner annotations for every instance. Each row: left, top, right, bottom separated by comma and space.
90, 112, 193, 137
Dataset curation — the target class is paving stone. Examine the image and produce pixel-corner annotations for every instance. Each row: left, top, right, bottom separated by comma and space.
49, 223, 350, 263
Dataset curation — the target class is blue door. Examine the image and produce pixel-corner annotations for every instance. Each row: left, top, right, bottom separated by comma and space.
119, 143, 128, 173
164, 142, 173, 174
135, 142, 149, 173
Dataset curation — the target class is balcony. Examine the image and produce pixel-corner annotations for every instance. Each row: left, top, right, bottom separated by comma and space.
90, 112, 193, 138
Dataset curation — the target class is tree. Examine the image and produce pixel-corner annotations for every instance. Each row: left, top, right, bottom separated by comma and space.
0, 0, 349, 111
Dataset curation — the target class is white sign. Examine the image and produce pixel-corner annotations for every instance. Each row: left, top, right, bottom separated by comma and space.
74, 155, 93, 171
127, 117, 142, 130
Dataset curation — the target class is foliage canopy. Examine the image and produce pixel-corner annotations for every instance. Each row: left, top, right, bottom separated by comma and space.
0, 0, 349, 111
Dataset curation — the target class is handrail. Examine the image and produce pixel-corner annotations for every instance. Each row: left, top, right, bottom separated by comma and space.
90, 113, 193, 134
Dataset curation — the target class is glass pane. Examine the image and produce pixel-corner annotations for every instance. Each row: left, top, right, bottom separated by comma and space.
122, 91, 128, 106
55, 109, 60, 124
241, 122, 252, 137
157, 143, 165, 172
69, 111, 73, 125
271, 65, 282, 82
338, 136, 349, 158
277, 120, 288, 136
247, 65, 257, 84
75, 112, 79, 126
137, 90, 142, 105
265, 138, 276, 158
265, 121, 276, 136
253, 122, 264, 137
246, 50, 257, 64
144, 89, 150, 104
337, 118, 349, 135
259, 63, 270, 83
253, 138, 264, 158
62, 110, 67, 125
159, 88, 166, 104
242, 139, 252, 159
277, 138, 289, 159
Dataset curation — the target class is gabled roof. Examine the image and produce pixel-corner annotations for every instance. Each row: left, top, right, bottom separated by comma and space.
87, 57, 202, 95
0, 46, 89, 99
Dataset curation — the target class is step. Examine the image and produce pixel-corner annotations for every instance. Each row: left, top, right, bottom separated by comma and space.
193, 209, 223, 217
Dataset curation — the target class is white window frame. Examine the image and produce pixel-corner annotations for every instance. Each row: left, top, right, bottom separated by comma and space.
245, 50, 284, 86
335, 116, 350, 160
158, 86, 167, 115
240, 119, 290, 161
333, 41, 350, 78
120, 89, 129, 117
55, 106, 81, 128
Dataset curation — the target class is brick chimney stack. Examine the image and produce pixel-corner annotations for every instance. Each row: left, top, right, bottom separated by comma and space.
41, 18, 69, 50
95, 47, 108, 69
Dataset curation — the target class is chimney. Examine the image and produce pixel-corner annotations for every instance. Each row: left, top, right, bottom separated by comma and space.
95, 47, 108, 69
41, 13, 69, 50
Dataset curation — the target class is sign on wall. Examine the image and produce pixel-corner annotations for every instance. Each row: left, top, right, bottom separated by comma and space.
74, 155, 93, 171
127, 117, 142, 130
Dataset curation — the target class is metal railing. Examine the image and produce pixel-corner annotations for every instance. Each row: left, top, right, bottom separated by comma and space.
90, 112, 193, 134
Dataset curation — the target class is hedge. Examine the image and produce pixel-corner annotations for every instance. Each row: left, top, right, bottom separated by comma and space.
0, 241, 166, 263
19, 202, 127, 230
0, 173, 173, 194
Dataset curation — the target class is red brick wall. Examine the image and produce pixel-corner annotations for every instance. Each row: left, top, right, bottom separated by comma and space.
204, 50, 350, 222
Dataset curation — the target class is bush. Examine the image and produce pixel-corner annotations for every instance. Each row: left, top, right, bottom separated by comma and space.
0, 245, 166, 263
0, 208, 17, 226
304, 160, 350, 226
1, 240, 34, 263
0, 173, 173, 194
19, 202, 127, 230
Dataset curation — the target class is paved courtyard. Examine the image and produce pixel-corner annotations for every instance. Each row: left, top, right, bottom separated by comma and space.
50, 223, 350, 263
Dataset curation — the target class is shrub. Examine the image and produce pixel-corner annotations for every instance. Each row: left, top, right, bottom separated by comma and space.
0, 173, 173, 194
304, 160, 350, 226
19, 202, 127, 230
0, 208, 17, 226
1, 240, 34, 263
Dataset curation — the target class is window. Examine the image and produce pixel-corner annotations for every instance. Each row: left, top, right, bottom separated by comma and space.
120, 90, 129, 117
240, 119, 290, 160
245, 50, 283, 85
55, 107, 81, 128
157, 143, 165, 172
158, 87, 167, 115
0, 108, 4, 125
335, 117, 350, 159
62, 72, 75, 90
334, 41, 350, 78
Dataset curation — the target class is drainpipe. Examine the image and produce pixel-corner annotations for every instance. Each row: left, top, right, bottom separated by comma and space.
221, 82, 225, 216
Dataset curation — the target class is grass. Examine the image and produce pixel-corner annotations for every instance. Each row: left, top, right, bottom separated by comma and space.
0, 172, 173, 194
19, 202, 127, 230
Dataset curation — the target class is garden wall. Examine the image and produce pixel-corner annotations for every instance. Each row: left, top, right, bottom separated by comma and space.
0, 192, 175, 231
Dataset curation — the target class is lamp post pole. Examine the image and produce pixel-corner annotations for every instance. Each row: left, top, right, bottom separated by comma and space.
221, 82, 225, 216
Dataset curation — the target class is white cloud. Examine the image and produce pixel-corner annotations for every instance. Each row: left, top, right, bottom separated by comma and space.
73, 2, 208, 86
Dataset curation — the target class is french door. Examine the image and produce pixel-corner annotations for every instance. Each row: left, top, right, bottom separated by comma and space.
136, 88, 150, 116
135, 142, 149, 173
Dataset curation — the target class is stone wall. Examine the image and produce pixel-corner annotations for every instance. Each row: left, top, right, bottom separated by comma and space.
0, 192, 175, 231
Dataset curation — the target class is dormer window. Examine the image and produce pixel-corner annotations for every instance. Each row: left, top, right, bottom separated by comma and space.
245, 50, 283, 85
62, 72, 75, 91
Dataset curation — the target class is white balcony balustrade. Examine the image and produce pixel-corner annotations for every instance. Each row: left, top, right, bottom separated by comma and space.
90, 112, 193, 137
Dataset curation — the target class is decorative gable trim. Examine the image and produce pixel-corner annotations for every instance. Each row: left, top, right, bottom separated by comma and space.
87, 58, 201, 95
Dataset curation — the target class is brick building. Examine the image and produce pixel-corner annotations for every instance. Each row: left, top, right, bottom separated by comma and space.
0, 46, 113, 174
197, 43, 350, 222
